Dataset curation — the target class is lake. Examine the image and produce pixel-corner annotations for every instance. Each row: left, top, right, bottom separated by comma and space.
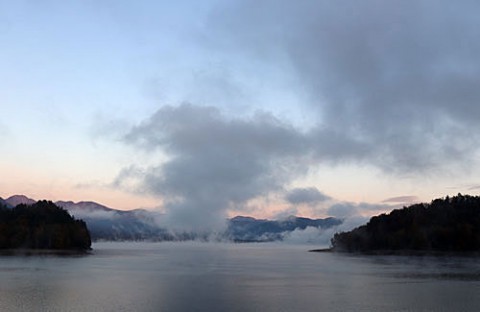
0, 242, 479, 311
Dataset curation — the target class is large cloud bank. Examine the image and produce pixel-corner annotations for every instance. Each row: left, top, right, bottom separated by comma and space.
116, 1, 480, 230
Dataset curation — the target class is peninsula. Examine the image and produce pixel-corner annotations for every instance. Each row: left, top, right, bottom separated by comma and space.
331, 194, 480, 253
0, 200, 91, 250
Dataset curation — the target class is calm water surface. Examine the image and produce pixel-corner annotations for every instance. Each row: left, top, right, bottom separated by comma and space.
0, 242, 479, 311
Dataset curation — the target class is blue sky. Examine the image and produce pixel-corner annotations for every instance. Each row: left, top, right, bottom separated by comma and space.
2, 1, 480, 227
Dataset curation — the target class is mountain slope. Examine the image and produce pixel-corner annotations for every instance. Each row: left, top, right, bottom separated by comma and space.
55, 200, 169, 241
226, 215, 342, 242
0, 197, 12, 208
5, 195, 36, 207
3, 195, 343, 242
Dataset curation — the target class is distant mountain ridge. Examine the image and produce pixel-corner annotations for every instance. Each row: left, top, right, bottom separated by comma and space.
2, 195, 342, 242
5, 195, 36, 207
227, 215, 342, 242
56, 200, 115, 213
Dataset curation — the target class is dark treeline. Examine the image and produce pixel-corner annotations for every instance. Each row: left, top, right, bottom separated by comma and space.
0, 201, 91, 250
332, 194, 480, 252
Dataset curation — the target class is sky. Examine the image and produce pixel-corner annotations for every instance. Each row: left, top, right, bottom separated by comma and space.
2, 1, 480, 230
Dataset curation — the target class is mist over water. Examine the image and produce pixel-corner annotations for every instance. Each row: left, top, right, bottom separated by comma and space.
0, 242, 479, 311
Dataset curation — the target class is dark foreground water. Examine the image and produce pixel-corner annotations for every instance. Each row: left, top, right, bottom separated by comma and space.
0, 242, 480, 312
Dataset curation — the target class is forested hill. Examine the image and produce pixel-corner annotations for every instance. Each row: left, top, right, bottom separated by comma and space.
331, 194, 480, 252
0, 201, 91, 250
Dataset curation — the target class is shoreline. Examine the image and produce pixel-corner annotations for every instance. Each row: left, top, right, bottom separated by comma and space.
308, 248, 333, 253
309, 248, 480, 257
0, 248, 92, 256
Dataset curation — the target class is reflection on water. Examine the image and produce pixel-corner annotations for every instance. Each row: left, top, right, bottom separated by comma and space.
0, 242, 479, 311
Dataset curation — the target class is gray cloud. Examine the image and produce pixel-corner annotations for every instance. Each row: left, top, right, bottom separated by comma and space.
122, 104, 309, 231
327, 202, 390, 219
207, 0, 480, 172
118, 103, 396, 231
327, 203, 359, 219
112, 165, 147, 191
285, 187, 330, 205
116, 1, 480, 230
382, 195, 419, 204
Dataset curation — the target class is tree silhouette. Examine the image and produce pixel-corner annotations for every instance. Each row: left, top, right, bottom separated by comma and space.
0, 201, 91, 250
331, 194, 480, 252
